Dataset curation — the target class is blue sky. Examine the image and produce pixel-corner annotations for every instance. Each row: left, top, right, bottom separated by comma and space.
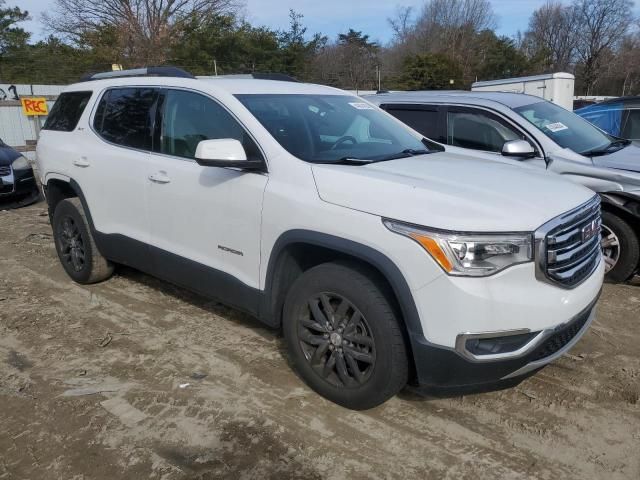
15, 0, 633, 44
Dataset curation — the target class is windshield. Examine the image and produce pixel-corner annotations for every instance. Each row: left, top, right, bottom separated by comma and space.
236, 94, 430, 163
514, 101, 611, 155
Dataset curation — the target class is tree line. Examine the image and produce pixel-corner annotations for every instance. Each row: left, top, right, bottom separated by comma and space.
0, 0, 637, 96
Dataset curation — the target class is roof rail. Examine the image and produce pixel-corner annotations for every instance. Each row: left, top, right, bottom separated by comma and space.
198, 73, 299, 83
251, 73, 299, 82
79, 66, 195, 82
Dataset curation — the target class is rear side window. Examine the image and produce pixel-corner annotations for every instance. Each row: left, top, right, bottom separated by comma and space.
43, 91, 92, 132
384, 106, 442, 142
93, 88, 157, 150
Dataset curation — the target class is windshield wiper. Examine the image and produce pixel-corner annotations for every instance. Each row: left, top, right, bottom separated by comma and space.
582, 139, 630, 157
314, 157, 373, 165
368, 149, 432, 163
315, 149, 431, 165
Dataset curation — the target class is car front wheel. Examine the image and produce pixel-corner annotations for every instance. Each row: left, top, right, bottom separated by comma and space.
283, 261, 409, 410
601, 211, 639, 282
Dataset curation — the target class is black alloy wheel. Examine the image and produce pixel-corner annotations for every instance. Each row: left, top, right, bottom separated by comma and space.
57, 215, 86, 272
298, 292, 376, 388
52, 197, 114, 284
283, 261, 409, 410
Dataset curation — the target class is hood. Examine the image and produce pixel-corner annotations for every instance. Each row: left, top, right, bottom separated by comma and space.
312, 152, 595, 232
0, 144, 21, 166
592, 143, 640, 173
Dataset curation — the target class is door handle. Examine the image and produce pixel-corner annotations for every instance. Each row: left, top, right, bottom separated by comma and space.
73, 157, 90, 168
148, 172, 171, 184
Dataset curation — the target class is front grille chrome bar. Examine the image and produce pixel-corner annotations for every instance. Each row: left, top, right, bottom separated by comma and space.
535, 196, 602, 289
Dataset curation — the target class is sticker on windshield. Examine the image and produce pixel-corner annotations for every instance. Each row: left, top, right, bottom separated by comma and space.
545, 122, 569, 133
349, 102, 374, 110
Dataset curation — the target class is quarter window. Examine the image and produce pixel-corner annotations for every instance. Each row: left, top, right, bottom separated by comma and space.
93, 88, 158, 150
43, 91, 92, 132
159, 90, 262, 160
447, 110, 524, 152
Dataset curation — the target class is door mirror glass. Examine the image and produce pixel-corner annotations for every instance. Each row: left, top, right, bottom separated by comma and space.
501, 139, 536, 159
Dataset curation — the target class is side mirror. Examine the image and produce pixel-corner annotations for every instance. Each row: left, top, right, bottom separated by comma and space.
501, 140, 536, 159
194, 139, 263, 170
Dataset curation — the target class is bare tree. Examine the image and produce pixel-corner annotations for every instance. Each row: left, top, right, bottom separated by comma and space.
573, 0, 634, 94
413, 0, 496, 54
312, 30, 379, 90
44, 0, 242, 65
388, 0, 496, 81
523, 0, 578, 72
609, 32, 640, 95
388, 5, 414, 45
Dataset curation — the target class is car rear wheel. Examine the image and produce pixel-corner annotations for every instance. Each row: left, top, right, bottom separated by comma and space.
52, 198, 114, 284
601, 211, 639, 282
283, 261, 409, 410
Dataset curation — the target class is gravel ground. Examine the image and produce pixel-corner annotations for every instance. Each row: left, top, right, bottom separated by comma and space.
0, 200, 639, 480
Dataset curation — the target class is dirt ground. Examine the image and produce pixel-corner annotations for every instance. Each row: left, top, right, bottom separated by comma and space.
0, 200, 638, 480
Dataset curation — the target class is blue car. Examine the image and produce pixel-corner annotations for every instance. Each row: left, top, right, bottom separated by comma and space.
576, 97, 640, 141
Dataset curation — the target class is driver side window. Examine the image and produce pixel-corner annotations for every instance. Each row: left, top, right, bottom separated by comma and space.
447, 109, 527, 153
158, 89, 262, 161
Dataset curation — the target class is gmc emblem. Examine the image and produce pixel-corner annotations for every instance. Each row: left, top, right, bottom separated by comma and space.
581, 219, 600, 243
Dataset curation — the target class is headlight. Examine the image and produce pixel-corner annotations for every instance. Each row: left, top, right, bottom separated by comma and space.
11, 155, 30, 171
383, 220, 533, 277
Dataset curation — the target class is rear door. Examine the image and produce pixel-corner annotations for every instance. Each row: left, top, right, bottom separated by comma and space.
88, 87, 159, 265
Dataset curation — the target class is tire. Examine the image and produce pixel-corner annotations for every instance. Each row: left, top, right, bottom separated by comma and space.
282, 261, 409, 410
52, 197, 114, 284
601, 211, 639, 283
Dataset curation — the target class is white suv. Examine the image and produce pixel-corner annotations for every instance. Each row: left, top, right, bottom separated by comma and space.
37, 68, 604, 409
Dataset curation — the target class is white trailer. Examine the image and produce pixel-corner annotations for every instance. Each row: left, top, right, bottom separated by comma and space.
471, 72, 575, 111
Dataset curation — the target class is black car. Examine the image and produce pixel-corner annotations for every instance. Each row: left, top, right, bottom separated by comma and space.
576, 97, 640, 141
0, 139, 39, 202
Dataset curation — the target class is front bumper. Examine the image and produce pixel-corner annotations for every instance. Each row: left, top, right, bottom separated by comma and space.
409, 296, 598, 388
0, 166, 38, 198
407, 256, 604, 388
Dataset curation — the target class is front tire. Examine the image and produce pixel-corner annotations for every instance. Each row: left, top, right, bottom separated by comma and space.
283, 262, 409, 410
601, 211, 639, 283
52, 198, 114, 284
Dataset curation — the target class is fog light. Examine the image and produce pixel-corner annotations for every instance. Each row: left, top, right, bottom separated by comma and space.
466, 332, 538, 356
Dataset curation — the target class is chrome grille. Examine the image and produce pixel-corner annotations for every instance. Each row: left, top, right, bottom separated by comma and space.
0, 165, 10, 176
535, 196, 601, 288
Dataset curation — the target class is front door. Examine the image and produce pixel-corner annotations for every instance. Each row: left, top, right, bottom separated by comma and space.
146, 88, 268, 311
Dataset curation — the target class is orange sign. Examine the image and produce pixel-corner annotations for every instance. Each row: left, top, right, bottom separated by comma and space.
20, 97, 49, 116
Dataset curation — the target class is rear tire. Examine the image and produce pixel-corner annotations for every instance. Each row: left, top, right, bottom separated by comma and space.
601, 211, 639, 283
282, 261, 409, 410
52, 197, 114, 284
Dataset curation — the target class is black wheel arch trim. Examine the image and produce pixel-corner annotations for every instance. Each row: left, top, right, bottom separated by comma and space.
600, 192, 640, 222
261, 229, 425, 336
